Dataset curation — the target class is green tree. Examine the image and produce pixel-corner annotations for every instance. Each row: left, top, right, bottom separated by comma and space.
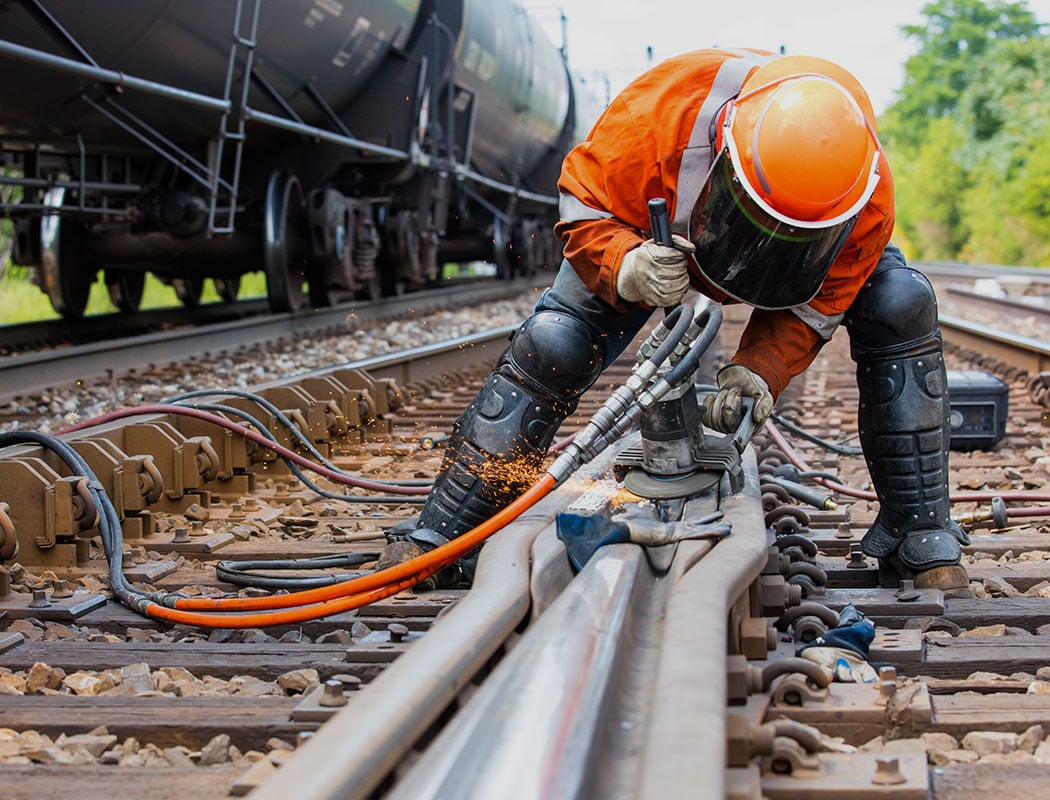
956, 37, 1050, 265
885, 0, 1040, 150
882, 0, 1049, 264
955, 36, 1050, 151
891, 116, 969, 260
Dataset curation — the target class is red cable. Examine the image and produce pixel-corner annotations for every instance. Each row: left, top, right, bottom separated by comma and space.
765, 419, 1050, 509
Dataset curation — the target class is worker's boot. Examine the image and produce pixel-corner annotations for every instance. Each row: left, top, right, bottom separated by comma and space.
375, 310, 604, 589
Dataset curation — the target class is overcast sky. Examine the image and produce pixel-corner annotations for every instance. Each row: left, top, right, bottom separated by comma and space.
518, 0, 1050, 115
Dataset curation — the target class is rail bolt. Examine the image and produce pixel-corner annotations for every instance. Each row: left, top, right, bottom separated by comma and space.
872, 757, 906, 785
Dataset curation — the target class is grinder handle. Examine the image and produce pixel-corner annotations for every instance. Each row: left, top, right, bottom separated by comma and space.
648, 198, 677, 317
648, 198, 674, 247
731, 396, 758, 453
699, 389, 759, 452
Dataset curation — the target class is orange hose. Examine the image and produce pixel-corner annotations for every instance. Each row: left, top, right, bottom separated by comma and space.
144, 562, 444, 628
160, 473, 558, 621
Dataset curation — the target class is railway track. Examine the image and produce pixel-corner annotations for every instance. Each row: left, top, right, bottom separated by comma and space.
2, 266, 1050, 798
0, 277, 548, 408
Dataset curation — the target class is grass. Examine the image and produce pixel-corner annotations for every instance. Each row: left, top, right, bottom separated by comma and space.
0, 257, 501, 326
0, 264, 267, 325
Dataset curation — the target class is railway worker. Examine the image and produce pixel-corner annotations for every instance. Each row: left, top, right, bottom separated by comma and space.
377, 49, 971, 596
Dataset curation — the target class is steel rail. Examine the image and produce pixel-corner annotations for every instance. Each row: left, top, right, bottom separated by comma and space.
0, 300, 270, 352
389, 540, 651, 799
917, 260, 1050, 282
939, 313, 1050, 375
944, 285, 1050, 321
294, 446, 767, 800
249, 479, 585, 800
639, 449, 768, 799
0, 279, 543, 404
383, 451, 770, 800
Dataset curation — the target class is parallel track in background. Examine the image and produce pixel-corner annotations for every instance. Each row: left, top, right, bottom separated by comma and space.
0, 277, 548, 405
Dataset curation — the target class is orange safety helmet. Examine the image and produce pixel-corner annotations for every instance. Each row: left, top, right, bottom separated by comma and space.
691, 55, 883, 309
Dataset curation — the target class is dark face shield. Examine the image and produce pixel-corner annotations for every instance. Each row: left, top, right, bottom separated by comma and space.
689, 149, 871, 310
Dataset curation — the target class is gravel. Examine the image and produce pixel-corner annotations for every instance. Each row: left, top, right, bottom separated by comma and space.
2, 293, 539, 434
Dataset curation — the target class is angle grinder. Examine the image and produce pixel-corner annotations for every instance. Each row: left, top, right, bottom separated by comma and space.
615, 387, 758, 498
613, 198, 758, 499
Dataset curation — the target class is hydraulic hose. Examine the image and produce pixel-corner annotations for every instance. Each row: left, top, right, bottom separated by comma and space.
27, 302, 716, 626
128, 300, 705, 623
639, 301, 693, 369
167, 389, 430, 489
167, 400, 424, 503
551, 298, 724, 480
134, 474, 559, 626
215, 552, 380, 590
29, 368, 623, 626
0, 423, 556, 626
663, 302, 722, 386
770, 412, 863, 456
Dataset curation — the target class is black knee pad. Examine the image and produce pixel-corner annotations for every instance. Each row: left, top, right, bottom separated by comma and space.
845, 254, 940, 358
457, 310, 602, 459
416, 312, 603, 541
506, 310, 604, 402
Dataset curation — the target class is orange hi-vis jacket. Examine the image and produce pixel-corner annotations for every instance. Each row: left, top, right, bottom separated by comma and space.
555, 48, 895, 400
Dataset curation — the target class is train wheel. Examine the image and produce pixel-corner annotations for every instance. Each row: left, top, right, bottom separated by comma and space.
39, 189, 94, 319
106, 269, 145, 313
264, 171, 309, 313
173, 277, 205, 308
215, 277, 241, 304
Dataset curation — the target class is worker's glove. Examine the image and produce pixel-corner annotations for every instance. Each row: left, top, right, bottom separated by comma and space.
615, 235, 695, 307
702, 364, 774, 433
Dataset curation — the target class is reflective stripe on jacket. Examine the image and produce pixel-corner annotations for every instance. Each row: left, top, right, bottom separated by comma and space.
554, 48, 895, 398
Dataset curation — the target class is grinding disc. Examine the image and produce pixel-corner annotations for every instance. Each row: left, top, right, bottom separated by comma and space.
622, 468, 721, 499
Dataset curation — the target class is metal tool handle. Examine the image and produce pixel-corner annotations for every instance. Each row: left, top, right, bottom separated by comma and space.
730, 396, 758, 454
648, 198, 673, 246
699, 393, 758, 452
647, 197, 678, 318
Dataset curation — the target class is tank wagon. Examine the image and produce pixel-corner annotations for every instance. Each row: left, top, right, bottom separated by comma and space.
0, 0, 600, 316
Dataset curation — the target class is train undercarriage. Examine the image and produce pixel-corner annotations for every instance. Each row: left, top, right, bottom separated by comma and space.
3, 146, 563, 318
0, 0, 584, 319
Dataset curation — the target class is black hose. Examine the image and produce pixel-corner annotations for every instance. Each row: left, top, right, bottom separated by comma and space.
169, 389, 432, 488
0, 430, 145, 601
770, 412, 863, 456
215, 552, 380, 590
665, 302, 723, 387
645, 301, 693, 368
